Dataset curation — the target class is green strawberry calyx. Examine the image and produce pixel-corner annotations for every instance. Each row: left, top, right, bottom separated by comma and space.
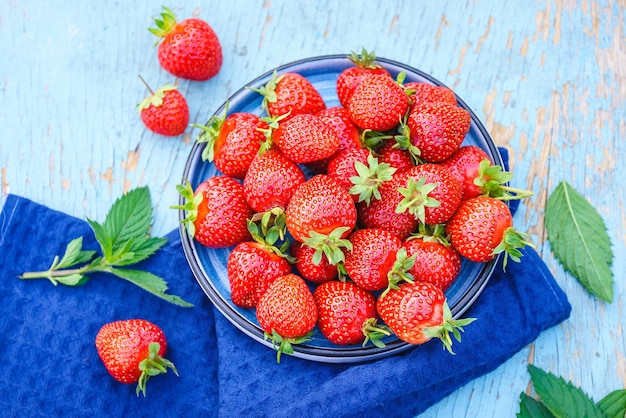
347, 47, 381, 69
137, 75, 178, 111
349, 153, 397, 205
394, 114, 423, 165
301, 226, 353, 266
395, 177, 441, 224
264, 329, 314, 364
247, 70, 286, 116
171, 179, 203, 238
382, 247, 416, 298
493, 227, 536, 271
406, 223, 452, 246
475, 159, 534, 201
361, 318, 391, 348
136, 342, 179, 397
148, 6, 179, 44
257, 112, 291, 154
192, 103, 229, 162
422, 301, 477, 355
247, 215, 294, 262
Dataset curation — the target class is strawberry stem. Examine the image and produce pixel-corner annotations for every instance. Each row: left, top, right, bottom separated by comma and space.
136, 342, 178, 397
138, 74, 154, 95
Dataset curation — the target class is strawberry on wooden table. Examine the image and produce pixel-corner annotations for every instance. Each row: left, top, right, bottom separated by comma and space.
138, 81, 189, 137
95, 319, 178, 396
376, 281, 475, 352
150, 6, 222, 81
256, 274, 318, 363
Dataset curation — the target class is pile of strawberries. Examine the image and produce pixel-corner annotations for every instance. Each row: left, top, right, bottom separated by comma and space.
178, 49, 534, 362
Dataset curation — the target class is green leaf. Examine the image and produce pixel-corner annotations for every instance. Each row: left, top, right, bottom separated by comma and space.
87, 218, 113, 260
56, 237, 96, 269
108, 236, 168, 267
110, 268, 193, 307
103, 187, 153, 253
544, 180, 614, 302
527, 364, 605, 418
597, 389, 626, 418
516, 393, 556, 418
55, 273, 88, 286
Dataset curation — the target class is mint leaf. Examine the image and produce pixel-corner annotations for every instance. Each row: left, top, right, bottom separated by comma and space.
598, 389, 626, 418
527, 364, 605, 418
111, 268, 193, 307
56, 237, 97, 269
102, 186, 152, 253
87, 217, 114, 260
516, 392, 555, 418
108, 236, 168, 267
544, 180, 614, 302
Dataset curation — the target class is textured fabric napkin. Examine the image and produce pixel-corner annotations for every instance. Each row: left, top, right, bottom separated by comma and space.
0, 159, 570, 417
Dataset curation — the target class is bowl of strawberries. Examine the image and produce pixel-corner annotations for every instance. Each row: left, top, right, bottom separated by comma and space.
177, 52, 523, 363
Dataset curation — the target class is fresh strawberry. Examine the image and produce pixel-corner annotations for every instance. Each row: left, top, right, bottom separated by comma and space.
337, 48, 391, 107
271, 113, 340, 164
175, 177, 253, 248
243, 148, 306, 213
314, 280, 390, 346
291, 241, 338, 284
149, 6, 222, 81
256, 273, 318, 363
445, 197, 534, 268
138, 82, 189, 137
402, 236, 461, 292
357, 173, 419, 241
286, 174, 357, 243
374, 139, 414, 173
344, 228, 405, 292
376, 281, 475, 351
228, 241, 292, 308
440, 145, 534, 201
404, 101, 471, 162
193, 110, 268, 179
347, 73, 410, 132
395, 163, 462, 225
252, 71, 326, 120
95, 319, 178, 396
404, 81, 457, 107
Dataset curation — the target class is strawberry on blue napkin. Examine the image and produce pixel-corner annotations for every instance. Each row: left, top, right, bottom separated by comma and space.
0, 153, 570, 418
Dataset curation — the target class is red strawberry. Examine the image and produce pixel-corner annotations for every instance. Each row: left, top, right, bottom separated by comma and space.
404, 81, 457, 107
445, 197, 534, 268
343, 228, 402, 292
149, 7, 222, 81
194, 111, 268, 179
243, 148, 306, 213
337, 48, 391, 107
375, 139, 414, 173
256, 274, 318, 363
252, 71, 326, 120
402, 237, 461, 292
357, 173, 419, 241
376, 281, 475, 351
314, 280, 390, 347
227, 240, 292, 308
291, 241, 338, 284
95, 319, 178, 396
347, 73, 410, 132
271, 113, 340, 164
395, 163, 462, 225
286, 174, 357, 243
175, 177, 253, 248
138, 83, 189, 137
405, 101, 471, 162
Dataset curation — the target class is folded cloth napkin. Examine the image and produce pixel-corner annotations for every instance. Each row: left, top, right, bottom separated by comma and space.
0, 154, 570, 418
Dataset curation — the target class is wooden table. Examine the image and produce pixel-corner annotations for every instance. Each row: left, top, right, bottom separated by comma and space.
2, 1, 624, 415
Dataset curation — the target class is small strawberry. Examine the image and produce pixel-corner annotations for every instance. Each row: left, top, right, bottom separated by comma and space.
251, 71, 326, 120
404, 81, 457, 107
291, 241, 338, 284
194, 110, 269, 179
271, 113, 340, 164
374, 139, 414, 173
256, 274, 318, 363
174, 177, 253, 248
243, 148, 306, 213
376, 281, 475, 352
395, 163, 462, 225
336, 48, 391, 107
95, 319, 178, 396
347, 72, 410, 132
138, 81, 189, 137
445, 197, 534, 268
314, 280, 390, 347
404, 101, 471, 162
402, 235, 461, 292
149, 6, 222, 81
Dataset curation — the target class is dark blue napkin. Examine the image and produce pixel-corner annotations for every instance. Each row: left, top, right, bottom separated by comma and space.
0, 155, 569, 418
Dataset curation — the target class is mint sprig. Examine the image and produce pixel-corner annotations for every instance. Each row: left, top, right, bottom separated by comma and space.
19, 187, 192, 307
544, 180, 614, 302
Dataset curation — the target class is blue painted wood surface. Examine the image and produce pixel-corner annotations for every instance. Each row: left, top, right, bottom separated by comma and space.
1, 1, 624, 416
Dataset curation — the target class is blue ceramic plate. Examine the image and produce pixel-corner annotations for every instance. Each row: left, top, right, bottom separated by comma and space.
178, 55, 504, 363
